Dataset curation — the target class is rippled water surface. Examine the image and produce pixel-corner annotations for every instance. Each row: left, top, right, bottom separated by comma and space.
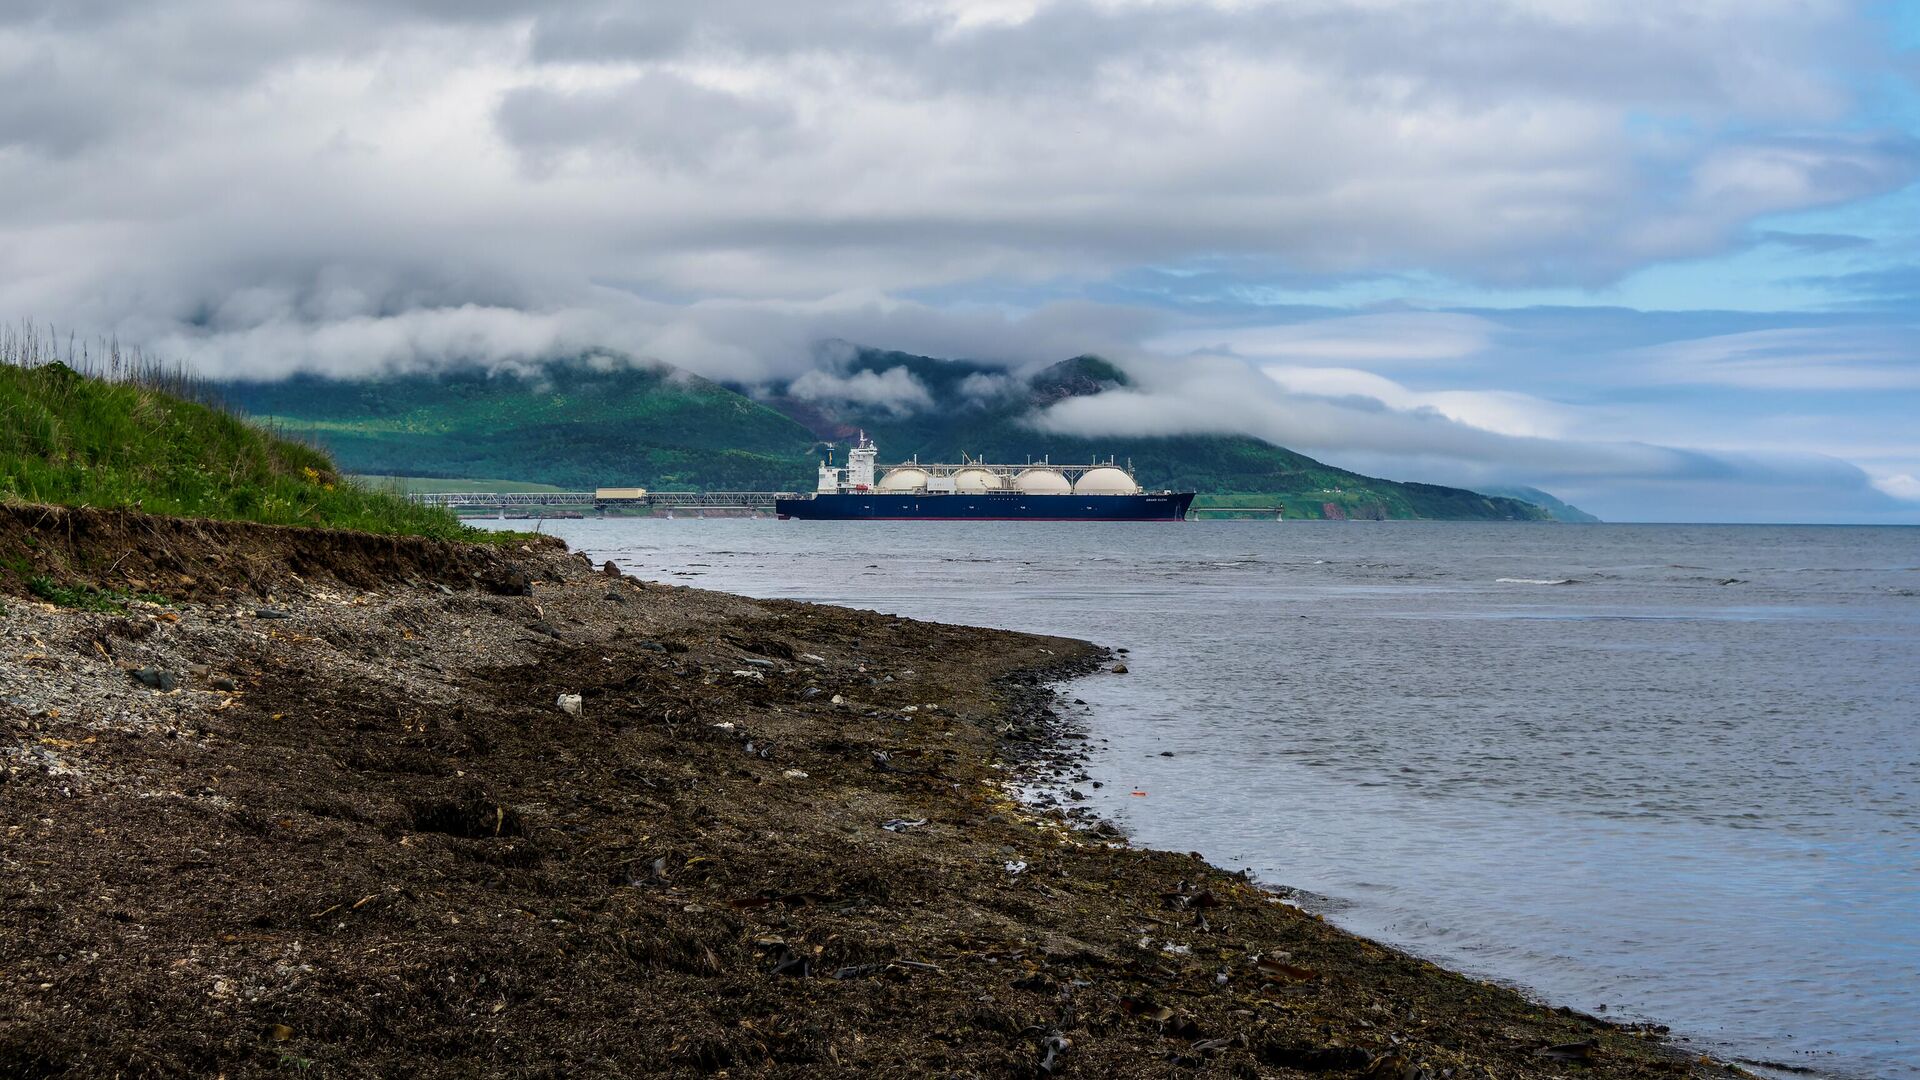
489, 519, 1920, 1078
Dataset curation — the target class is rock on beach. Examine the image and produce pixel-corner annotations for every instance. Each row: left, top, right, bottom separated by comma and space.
0, 503, 1710, 1080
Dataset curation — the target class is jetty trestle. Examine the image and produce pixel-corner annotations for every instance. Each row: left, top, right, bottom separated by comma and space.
404, 491, 800, 512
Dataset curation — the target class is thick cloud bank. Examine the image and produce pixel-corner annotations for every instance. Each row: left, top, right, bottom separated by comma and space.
0, 0, 1914, 519
1032, 342, 1916, 523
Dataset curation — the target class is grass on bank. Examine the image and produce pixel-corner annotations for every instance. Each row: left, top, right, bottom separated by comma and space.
0, 334, 501, 542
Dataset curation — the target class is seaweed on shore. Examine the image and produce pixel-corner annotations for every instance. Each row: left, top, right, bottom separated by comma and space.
1, 507, 1726, 1079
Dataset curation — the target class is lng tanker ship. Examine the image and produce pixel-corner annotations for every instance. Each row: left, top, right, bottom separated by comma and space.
775, 434, 1194, 521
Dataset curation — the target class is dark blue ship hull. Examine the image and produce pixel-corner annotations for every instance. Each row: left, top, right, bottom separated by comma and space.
776, 491, 1194, 521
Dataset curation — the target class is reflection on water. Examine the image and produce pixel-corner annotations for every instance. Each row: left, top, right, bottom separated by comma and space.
483, 518, 1920, 1080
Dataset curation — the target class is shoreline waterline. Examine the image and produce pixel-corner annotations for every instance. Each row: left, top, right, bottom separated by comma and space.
0, 503, 1722, 1077
502, 516, 1918, 1080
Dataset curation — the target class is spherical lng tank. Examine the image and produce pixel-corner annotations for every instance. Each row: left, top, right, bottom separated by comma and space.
953, 468, 1004, 492
1073, 466, 1140, 495
876, 467, 931, 492
1013, 468, 1072, 494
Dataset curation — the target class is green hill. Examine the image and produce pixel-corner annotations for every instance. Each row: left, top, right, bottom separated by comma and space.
221, 357, 819, 491
0, 358, 470, 540
757, 348, 1550, 521
216, 346, 1560, 521
1476, 485, 1601, 523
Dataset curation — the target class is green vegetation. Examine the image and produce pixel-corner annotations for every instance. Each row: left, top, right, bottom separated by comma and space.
1476, 484, 1601, 523
770, 350, 1552, 521
212, 344, 1574, 522
223, 357, 818, 491
27, 573, 166, 612
0, 340, 488, 541
0, 553, 144, 609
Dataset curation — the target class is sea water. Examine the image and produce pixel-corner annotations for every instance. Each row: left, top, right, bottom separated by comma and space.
483, 518, 1919, 1079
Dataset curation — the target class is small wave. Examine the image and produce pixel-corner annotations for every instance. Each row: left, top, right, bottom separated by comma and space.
1496, 577, 1577, 585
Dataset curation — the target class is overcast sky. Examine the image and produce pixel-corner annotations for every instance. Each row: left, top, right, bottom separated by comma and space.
3, 0, 1917, 521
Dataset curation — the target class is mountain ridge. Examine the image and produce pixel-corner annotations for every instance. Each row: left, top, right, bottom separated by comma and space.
218, 348, 1590, 521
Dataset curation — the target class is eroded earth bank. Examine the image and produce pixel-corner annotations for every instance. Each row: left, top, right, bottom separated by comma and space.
2, 506, 1720, 1078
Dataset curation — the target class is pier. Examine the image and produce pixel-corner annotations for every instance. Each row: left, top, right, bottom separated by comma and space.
404, 490, 799, 513
1189, 505, 1288, 520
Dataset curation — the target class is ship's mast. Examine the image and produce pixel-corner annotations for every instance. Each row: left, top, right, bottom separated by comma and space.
816, 445, 840, 493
